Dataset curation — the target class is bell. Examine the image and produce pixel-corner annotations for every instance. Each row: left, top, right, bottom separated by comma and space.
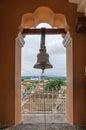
33, 48, 53, 70
33, 28, 53, 71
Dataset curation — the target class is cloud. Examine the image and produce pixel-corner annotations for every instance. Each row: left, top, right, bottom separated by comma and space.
46, 35, 65, 56
21, 23, 66, 76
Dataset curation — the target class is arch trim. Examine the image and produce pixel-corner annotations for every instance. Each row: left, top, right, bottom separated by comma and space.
18, 6, 69, 32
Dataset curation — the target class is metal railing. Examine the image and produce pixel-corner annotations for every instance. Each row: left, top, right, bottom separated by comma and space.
21, 90, 66, 114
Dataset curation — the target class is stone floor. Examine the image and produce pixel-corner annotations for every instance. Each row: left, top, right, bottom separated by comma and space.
22, 114, 67, 123
4, 123, 86, 130
1, 114, 86, 130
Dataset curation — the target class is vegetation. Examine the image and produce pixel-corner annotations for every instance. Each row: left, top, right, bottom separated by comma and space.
45, 79, 65, 92
26, 83, 36, 90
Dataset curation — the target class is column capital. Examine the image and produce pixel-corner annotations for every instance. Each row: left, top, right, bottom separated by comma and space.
63, 32, 72, 47
16, 32, 25, 47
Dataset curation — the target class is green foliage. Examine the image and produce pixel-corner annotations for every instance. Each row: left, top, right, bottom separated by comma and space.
27, 86, 31, 90
45, 79, 64, 92
26, 83, 35, 91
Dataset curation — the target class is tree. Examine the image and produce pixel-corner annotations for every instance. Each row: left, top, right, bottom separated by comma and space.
45, 79, 64, 92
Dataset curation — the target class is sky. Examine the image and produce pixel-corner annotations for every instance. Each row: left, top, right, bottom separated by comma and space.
21, 23, 66, 77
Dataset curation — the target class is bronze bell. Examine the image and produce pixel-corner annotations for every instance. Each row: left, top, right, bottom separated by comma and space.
33, 28, 53, 71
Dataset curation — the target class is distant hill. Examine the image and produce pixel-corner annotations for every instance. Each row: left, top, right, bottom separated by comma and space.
21, 75, 66, 80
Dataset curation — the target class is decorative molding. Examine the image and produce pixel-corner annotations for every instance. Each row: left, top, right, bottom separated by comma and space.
16, 32, 25, 47
19, 7, 69, 31
77, 0, 86, 13
63, 32, 72, 47
68, 0, 86, 16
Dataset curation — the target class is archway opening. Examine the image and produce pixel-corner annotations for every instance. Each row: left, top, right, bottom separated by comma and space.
21, 23, 67, 123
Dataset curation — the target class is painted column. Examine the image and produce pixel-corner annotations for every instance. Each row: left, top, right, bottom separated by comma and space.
15, 33, 25, 123
63, 32, 74, 124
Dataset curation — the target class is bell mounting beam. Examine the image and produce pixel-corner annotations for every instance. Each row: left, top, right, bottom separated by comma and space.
22, 28, 66, 35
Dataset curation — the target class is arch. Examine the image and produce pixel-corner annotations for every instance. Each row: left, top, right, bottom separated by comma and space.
16, 6, 73, 124
19, 6, 69, 32
18, 13, 34, 32
34, 6, 54, 27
